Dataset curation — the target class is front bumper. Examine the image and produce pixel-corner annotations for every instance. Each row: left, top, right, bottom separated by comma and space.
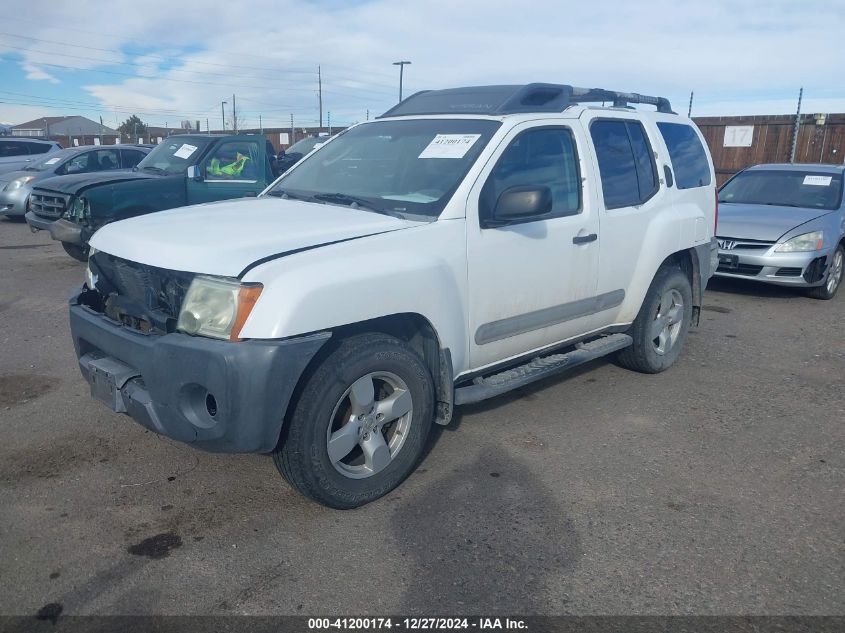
70, 287, 330, 453
25, 212, 87, 244
714, 247, 833, 287
0, 186, 29, 217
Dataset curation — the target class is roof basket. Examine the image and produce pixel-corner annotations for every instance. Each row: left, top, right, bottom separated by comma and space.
379, 83, 675, 118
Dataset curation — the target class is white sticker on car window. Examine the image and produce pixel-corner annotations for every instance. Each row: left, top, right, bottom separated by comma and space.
803, 175, 832, 186
44, 157, 61, 165
173, 143, 198, 159
419, 134, 481, 159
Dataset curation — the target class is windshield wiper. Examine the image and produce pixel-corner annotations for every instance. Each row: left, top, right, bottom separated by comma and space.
312, 193, 393, 216
265, 188, 310, 200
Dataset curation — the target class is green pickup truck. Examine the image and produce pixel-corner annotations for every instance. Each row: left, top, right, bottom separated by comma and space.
26, 134, 279, 260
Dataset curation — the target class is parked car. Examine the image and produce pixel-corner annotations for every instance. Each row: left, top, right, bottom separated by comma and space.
25, 134, 278, 261
70, 83, 717, 508
0, 138, 62, 175
715, 163, 845, 299
276, 135, 333, 174
0, 145, 150, 220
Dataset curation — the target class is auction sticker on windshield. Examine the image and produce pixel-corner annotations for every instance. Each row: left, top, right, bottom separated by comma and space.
174, 144, 198, 160
803, 175, 833, 186
44, 157, 61, 165
419, 134, 481, 159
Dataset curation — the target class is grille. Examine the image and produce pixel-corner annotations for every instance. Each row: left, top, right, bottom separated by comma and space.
775, 267, 802, 277
717, 263, 763, 276
29, 190, 71, 219
86, 253, 194, 334
716, 236, 775, 251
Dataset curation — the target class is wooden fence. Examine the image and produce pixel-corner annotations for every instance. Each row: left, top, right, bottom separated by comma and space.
693, 113, 845, 185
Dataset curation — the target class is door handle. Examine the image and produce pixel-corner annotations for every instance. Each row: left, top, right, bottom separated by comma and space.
572, 233, 597, 244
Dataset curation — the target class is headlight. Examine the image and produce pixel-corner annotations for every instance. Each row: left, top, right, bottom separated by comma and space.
85, 248, 98, 289
775, 230, 824, 253
5, 176, 35, 190
177, 276, 263, 341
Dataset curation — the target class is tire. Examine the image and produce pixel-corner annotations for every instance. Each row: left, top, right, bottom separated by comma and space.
61, 242, 90, 262
806, 244, 844, 300
616, 265, 693, 374
273, 333, 435, 509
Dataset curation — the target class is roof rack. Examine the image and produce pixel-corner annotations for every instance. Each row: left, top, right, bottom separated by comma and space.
379, 83, 675, 118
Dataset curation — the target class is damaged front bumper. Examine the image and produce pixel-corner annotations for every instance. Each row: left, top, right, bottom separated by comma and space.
25, 213, 89, 245
70, 287, 330, 453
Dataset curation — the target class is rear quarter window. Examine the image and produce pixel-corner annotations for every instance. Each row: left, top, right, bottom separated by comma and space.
27, 143, 54, 155
656, 122, 711, 189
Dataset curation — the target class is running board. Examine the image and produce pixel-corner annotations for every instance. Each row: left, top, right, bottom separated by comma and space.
454, 333, 633, 405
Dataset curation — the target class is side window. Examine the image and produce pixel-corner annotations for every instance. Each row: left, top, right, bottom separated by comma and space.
121, 149, 146, 168
590, 120, 658, 209
480, 127, 581, 225
204, 141, 260, 181
95, 149, 120, 170
656, 122, 711, 189
28, 143, 53, 155
0, 141, 28, 157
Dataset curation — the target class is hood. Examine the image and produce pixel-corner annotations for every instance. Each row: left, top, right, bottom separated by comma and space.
91, 196, 422, 277
0, 170, 29, 185
32, 170, 160, 195
716, 202, 832, 242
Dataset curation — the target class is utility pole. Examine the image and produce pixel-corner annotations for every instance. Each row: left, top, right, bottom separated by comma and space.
206, 118, 209, 132
290, 114, 294, 147
221, 100, 227, 131
366, 109, 369, 121
789, 87, 803, 164
259, 114, 262, 135
232, 94, 238, 133
99, 115, 103, 145
687, 91, 694, 118
392, 61, 411, 102
318, 65, 323, 128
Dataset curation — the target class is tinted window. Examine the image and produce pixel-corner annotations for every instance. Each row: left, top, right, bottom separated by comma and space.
591, 120, 659, 208
480, 127, 581, 224
27, 143, 54, 155
719, 170, 843, 210
121, 149, 147, 168
0, 140, 30, 157
657, 122, 711, 189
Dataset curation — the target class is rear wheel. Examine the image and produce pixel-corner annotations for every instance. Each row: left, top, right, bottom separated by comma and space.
806, 244, 844, 300
61, 242, 90, 262
616, 265, 693, 374
273, 333, 435, 508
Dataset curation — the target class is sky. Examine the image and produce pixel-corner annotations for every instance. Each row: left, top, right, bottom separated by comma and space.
1, 0, 844, 130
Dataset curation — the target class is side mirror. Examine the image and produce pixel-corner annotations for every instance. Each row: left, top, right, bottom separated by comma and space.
490, 185, 552, 225
186, 165, 203, 181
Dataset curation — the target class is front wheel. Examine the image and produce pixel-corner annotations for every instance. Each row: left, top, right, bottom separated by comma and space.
61, 242, 90, 262
273, 333, 435, 509
616, 265, 693, 374
806, 244, 844, 300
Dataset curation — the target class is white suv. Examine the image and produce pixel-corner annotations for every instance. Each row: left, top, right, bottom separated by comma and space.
72, 84, 718, 508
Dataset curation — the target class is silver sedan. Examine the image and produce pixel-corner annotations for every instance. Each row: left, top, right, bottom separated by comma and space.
0, 145, 149, 218
715, 163, 845, 300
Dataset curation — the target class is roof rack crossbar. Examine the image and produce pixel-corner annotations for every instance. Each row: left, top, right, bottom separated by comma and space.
378, 83, 675, 118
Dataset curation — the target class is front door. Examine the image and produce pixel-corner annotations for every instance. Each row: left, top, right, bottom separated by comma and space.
187, 138, 265, 204
466, 122, 602, 371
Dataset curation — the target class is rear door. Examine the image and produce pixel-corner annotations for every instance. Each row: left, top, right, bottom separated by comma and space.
186, 138, 264, 204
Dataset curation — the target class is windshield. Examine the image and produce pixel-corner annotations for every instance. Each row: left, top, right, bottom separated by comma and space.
286, 136, 329, 155
719, 169, 843, 210
136, 138, 214, 175
267, 118, 502, 218
24, 149, 75, 172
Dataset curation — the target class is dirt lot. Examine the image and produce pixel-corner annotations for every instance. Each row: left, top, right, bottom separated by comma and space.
0, 218, 842, 616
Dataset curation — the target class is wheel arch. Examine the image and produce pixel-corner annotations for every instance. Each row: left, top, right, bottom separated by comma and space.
661, 247, 702, 326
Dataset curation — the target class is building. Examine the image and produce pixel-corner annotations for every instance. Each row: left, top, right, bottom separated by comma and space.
12, 116, 118, 141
